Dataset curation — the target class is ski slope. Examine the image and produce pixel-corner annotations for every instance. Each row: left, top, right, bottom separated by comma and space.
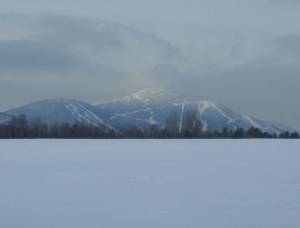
1, 139, 300, 228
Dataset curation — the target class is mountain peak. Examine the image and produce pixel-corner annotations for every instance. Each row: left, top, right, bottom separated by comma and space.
119, 88, 183, 104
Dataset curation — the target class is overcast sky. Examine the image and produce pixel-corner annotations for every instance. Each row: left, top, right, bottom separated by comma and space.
0, 0, 300, 129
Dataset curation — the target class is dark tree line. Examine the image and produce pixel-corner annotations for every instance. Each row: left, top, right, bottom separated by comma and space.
0, 114, 115, 139
0, 114, 299, 139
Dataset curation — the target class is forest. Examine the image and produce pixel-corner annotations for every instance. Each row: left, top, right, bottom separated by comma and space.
0, 114, 299, 139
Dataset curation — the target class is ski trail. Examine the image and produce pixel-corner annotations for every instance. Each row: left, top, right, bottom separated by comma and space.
148, 111, 159, 125
198, 101, 211, 115
243, 115, 280, 134
64, 102, 83, 123
76, 103, 115, 131
198, 101, 237, 128
198, 101, 211, 132
110, 108, 151, 120
64, 100, 115, 131
179, 102, 185, 134
243, 115, 262, 129
201, 120, 208, 132
211, 103, 233, 123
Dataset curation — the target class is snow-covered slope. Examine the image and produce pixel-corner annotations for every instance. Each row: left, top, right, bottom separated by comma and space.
6, 99, 114, 131
186, 100, 288, 134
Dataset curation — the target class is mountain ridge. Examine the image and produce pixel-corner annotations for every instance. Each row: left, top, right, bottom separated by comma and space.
1, 88, 296, 135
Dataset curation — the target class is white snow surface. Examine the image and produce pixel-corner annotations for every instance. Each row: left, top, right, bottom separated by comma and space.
1, 139, 300, 228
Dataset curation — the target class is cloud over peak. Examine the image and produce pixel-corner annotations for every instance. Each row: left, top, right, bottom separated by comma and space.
0, 14, 185, 102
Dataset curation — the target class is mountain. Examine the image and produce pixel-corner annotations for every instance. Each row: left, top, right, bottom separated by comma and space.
6, 99, 115, 132
2, 88, 294, 135
98, 88, 184, 131
98, 89, 290, 135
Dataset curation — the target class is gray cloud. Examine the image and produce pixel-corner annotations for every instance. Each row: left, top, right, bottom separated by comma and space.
275, 34, 300, 51
0, 40, 79, 72
0, 14, 184, 107
270, 0, 300, 4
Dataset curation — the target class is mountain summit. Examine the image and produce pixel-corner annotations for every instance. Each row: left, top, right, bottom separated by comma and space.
117, 88, 183, 105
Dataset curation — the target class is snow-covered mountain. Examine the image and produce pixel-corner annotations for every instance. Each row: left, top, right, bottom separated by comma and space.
98, 88, 184, 131
2, 88, 294, 134
6, 99, 115, 132
98, 89, 291, 134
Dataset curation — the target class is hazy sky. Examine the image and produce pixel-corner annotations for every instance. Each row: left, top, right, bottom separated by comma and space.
0, 0, 300, 129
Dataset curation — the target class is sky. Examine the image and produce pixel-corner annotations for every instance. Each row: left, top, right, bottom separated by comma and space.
0, 0, 300, 129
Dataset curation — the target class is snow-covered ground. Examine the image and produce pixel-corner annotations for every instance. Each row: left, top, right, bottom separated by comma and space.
1, 140, 300, 228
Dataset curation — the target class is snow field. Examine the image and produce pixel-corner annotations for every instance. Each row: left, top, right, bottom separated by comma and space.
0, 139, 300, 228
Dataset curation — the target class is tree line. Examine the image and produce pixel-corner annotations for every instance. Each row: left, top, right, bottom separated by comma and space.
0, 114, 299, 139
